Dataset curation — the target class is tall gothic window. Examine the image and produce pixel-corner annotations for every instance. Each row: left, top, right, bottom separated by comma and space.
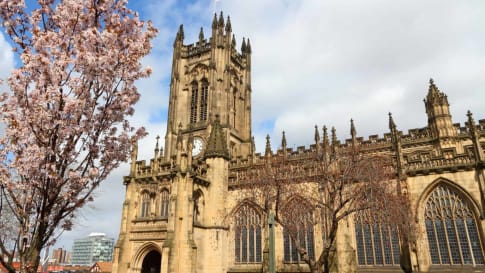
425, 184, 484, 265
193, 190, 204, 224
199, 80, 208, 121
283, 200, 315, 263
190, 82, 198, 124
234, 204, 262, 263
140, 191, 150, 218
233, 91, 237, 128
160, 189, 169, 218
354, 213, 401, 265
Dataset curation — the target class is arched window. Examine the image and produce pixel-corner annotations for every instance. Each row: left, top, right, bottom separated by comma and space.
190, 81, 198, 124
140, 191, 150, 218
234, 204, 262, 263
283, 199, 315, 263
233, 90, 237, 127
354, 213, 400, 265
193, 190, 204, 224
160, 189, 169, 218
425, 184, 484, 265
199, 80, 208, 122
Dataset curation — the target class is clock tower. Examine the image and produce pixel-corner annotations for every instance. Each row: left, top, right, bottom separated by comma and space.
163, 12, 253, 161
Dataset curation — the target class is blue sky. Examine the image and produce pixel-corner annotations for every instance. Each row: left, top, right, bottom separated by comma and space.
1, 0, 485, 252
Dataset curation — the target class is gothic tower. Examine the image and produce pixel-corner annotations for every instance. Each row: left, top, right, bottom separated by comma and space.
164, 12, 252, 160
424, 79, 457, 139
111, 13, 253, 273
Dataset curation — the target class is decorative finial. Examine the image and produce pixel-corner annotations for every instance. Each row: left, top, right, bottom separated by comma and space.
350, 119, 356, 138
427, 77, 440, 95
323, 125, 329, 146
251, 136, 256, 155
177, 24, 184, 41
467, 110, 476, 131
241, 37, 247, 53
232, 34, 236, 48
331, 127, 337, 145
282, 131, 287, 149
314, 125, 320, 143
225, 16, 232, 32
212, 13, 218, 29
246, 38, 252, 54
199, 27, 204, 43
218, 11, 224, 27
154, 135, 160, 159
131, 140, 138, 162
388, 112, 397, 131
265, 134, 272, 157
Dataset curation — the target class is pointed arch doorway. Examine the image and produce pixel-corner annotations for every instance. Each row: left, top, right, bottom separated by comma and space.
141, 250, 161, 273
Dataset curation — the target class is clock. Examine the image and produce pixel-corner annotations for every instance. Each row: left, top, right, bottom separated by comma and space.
192, 137, 204, 156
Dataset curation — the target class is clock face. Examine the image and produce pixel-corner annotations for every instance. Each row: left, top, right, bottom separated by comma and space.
192, 137, 204, 156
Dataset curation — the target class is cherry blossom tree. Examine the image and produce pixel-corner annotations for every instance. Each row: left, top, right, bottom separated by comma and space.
0, 1, 157, 273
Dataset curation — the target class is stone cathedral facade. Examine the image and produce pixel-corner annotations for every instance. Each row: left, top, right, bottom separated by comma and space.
112, 14, 485, 273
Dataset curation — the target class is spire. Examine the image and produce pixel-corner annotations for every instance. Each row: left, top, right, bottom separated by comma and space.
424, 78, 455, 139
467, 110, 476, 132
428, 78, 439, 97
218, 11, 224, 28
467, 110, 484, 162
331, 126, 338, 155
130, 140, 138, 176
389, 112, 397, 132
315, 125, 320, 144
389, 112, 400, 144
265, 134, 273, 157
331, 126, 337, 146
425, 78, 448, 106
323, 125, 329, 148
241, 37, 247, 53
204, 115, 230, 160
232, 34, 236, 48
225, 16, 232, 33
177, 24, 184, 41
281, 131, 287, 151
251, 136, 256, 156
198, 27, 205, 43
154, 135, 160, 160
246, 38, 252, 54
212, 13, 218, 29
350, 119, 356, 139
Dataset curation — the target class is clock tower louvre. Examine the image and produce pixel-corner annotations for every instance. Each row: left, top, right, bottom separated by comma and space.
164, 12, 252, 160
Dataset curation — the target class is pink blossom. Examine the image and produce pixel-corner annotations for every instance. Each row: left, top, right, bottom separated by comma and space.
0, 1, 157, 273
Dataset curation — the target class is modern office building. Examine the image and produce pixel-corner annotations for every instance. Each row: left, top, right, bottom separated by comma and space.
71, 233, 114, 265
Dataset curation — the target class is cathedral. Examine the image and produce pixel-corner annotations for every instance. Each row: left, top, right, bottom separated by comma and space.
111, 13, 485, 273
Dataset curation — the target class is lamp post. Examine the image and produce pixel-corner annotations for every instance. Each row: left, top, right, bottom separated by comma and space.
268, 212, 275, 273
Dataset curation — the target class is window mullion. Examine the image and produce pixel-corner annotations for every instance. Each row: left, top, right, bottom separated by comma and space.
463, 218, 476, 265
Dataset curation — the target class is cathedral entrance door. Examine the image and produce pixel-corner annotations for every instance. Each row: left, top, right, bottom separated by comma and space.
141, 250, 161, 273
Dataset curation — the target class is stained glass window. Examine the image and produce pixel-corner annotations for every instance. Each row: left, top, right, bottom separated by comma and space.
283, 200, 315, 263
140, 191, 150, 218
190, 82, 198, 124
160, 190, 169, 218
425, 184, 484, 265
199, 80, 208, 121
234, 204, 262, 263
354, 213, 400, 266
